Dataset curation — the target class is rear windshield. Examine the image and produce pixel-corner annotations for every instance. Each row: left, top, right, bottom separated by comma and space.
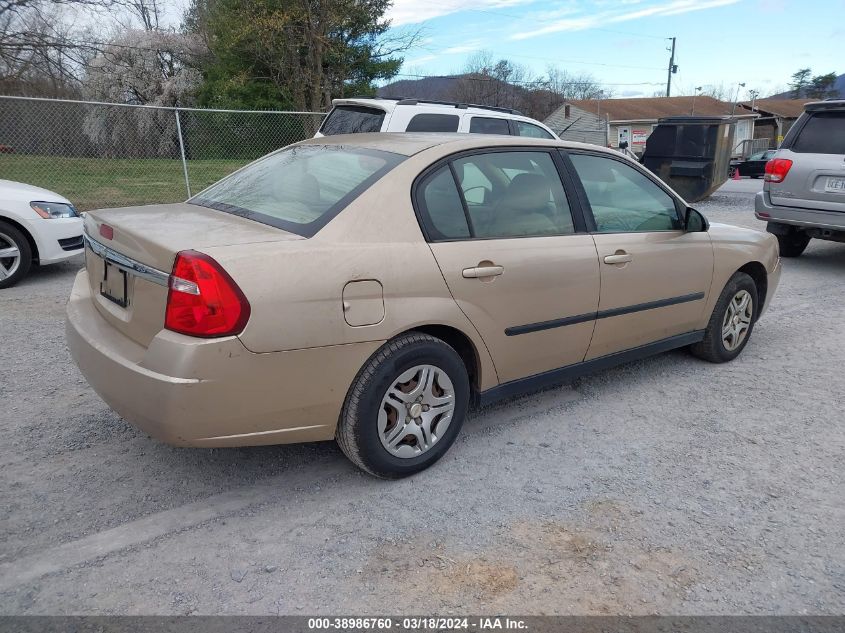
790, 111, 845, 154
320, 105, 385, 136
190, 145, 404, 237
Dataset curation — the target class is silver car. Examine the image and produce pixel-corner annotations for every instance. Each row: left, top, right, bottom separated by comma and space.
755, 100, 845, 257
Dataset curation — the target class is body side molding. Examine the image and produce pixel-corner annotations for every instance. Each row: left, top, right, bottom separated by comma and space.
505, 292, 706, 337
479, 330, 705, 406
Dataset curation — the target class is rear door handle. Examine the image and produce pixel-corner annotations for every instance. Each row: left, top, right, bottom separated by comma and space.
463, 265, 504, 279
603, 252, 633, 265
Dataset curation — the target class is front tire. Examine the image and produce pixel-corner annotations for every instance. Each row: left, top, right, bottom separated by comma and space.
336, 332, 470, 479
0, 221, 32, 289
691, 272, 757, 363
776, 231, 810, 258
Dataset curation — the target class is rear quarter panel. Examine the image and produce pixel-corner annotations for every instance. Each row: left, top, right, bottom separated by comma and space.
207, 150, 500, 390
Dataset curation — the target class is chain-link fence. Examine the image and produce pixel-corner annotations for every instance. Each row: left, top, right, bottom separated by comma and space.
0, 96, 325, 211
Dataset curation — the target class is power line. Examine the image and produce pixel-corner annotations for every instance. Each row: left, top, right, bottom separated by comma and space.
391, 72, 664, 87
464, 50, 666, 71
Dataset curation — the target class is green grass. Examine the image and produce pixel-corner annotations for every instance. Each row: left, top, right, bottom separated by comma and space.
0, 155, 247, 211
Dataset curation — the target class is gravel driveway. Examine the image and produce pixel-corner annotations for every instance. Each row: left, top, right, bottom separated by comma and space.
1, 182, 843, 615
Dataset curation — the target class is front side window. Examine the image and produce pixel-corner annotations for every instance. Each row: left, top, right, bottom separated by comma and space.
569, 153, 681, 233
405, 113, 460, 133
515, 121, 555, 139
450, 151, 574, 238
191, 145, 403, 237
469, 117, 511, 135
319, 106, 385, 135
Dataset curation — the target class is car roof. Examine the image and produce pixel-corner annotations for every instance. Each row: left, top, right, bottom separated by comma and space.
332, 97, 525, 117
805, 99, 845, 111
298, 132, 616, 157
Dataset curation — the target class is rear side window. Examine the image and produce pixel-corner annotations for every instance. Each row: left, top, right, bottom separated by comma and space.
469, 117, 511, 135
320, 106, 385, 136
416, 151, 575, 240
417, 167, 471, 239
791, 112, 845, 154
515, 121, 554, 139
405, 114, 460, 133
190, 145, 404, 237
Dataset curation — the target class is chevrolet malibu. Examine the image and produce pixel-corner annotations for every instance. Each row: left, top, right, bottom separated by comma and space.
67, 134, 781, 478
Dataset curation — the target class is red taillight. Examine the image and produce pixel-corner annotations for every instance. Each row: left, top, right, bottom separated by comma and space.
164, 250, 250, 338
764, 158, 793, 183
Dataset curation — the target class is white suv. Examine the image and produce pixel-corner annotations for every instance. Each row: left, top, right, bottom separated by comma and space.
315, 97, 558, 139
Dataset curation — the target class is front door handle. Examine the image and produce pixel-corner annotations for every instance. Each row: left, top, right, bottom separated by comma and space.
603, 252, 633, 265
463, 265, 504, 279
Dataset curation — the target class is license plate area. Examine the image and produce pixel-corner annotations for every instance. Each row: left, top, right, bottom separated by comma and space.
100, 260, 129, 308
824, 177, 845, 193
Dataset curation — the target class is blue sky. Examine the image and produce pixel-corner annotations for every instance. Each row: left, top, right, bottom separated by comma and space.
386, 0, 843, 98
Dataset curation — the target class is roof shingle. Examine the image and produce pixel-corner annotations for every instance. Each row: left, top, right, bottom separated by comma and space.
738, 98, 815, 118
563, 95, 751, 121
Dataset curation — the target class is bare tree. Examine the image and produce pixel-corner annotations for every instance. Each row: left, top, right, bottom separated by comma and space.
0, 0, 99, 96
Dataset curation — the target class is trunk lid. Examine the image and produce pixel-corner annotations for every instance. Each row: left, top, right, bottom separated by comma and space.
83, 202, 301, 347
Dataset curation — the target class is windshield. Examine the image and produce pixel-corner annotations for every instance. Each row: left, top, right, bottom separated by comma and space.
190, 144, 404, 237
320, 105, 386, 136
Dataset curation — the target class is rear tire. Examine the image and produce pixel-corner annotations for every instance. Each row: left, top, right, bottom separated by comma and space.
776, 231, 810, 258
0, 221, 32, 289
691, 272, 757, 363
336, 332, 470, 479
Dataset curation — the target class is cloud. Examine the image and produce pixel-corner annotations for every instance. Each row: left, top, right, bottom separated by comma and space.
387, 0, 536, 26
442, 40, 486, 54
404, 55, 439, 65
510, 0, 741, 40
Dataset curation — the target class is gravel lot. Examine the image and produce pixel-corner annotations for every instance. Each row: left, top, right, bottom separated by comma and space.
1, 180, 843, 615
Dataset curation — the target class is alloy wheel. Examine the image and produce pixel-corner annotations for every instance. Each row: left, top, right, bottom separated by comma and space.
0, 231, 21, 282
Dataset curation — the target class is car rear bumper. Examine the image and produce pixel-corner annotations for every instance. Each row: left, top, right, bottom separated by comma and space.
66, 270, 382, 447
755, 191, 845, 231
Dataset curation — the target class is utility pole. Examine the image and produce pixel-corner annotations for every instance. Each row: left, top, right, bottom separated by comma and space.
731, 82, 746, 115
665, 37, 677, 97
749, 89, 759, 112
691, 86, 702, 114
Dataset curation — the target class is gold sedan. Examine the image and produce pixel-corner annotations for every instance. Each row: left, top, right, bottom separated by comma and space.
67, 134, 781, 478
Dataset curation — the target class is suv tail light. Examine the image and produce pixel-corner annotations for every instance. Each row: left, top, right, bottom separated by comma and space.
165, 250, 251, 338
764, 158, 793, 183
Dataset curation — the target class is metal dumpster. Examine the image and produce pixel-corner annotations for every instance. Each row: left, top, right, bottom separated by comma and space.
641, 116, 736, 202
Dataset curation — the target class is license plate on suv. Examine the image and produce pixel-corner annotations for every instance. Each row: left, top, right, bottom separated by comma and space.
824, 176, 845, 193
100, 260, 128, 308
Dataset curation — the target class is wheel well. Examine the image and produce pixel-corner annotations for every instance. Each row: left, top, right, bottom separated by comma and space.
411, 325, 481, 394
0, 215, 39, 262
737, 261, 767, 320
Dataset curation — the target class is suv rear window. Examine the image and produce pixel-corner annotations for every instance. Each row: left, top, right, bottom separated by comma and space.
405, 113, 460, 132
790, 111, 845, 154
190, 145, 404, 237
320, 106, 385, 136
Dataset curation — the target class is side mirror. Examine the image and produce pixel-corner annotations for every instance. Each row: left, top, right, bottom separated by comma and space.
684, 206, 708, 232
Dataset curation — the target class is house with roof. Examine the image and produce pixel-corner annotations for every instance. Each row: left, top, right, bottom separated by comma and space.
544, 95, 759, 156
736, 98, 814, 146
